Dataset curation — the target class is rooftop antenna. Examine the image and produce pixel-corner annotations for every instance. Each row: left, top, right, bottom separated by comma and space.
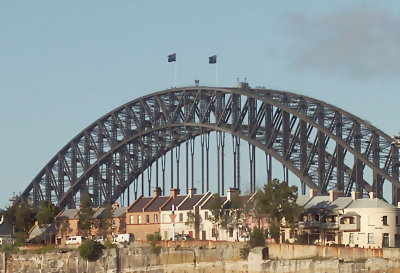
237, 77, 240, 86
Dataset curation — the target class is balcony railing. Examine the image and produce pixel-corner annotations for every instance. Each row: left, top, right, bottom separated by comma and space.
339, 222, 360, 231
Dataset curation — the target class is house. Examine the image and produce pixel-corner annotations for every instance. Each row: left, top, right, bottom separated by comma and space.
340, 192, 400, 248
91, 203, 128, 239
126, 187, 169, 240
198, 188, 251, 241
27, 221, 56, 245
291, 190, 400, 248
55, 208, 79, 244
0, 215, 14, 246
160, 188, 211, 240
159, 188, 192, 240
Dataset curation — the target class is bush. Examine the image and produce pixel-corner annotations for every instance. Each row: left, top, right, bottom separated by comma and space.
14, 232, 27, 247
104, 239, 117, 249
147, 233, 162, 255
248, 228, 265, 248
79, 240, 104, 261
240, 246, 250, 260
2, 245, 18, 253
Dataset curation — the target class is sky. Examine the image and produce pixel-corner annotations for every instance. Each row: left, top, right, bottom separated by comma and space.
1, 1, 400, 207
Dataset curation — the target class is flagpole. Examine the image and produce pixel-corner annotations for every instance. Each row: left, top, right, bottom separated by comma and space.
174, 61, 177, 88
216, 62, 218, 86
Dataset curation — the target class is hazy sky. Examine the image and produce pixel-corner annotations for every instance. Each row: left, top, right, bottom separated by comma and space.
1, 1, 400, 207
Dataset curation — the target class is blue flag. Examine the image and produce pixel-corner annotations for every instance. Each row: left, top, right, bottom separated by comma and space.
168, 53, 176, 62
209, 55, 217, 64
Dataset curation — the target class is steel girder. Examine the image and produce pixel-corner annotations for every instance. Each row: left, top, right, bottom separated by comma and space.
15, 85, 399, 209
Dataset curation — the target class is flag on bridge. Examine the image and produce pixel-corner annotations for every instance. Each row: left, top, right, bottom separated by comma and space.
209, 55, 217, 64
168, 53, 176, 62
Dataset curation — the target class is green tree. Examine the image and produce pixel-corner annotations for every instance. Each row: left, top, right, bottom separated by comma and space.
229, 195, 244, 241
78, 192, 94, 237
36, 200, 60, 227
255, 179, 303, 242
209, 194, 224, 241
100, 204, 113, 237
5, 203, 36, 232
79, 239, 104, 261
185, 210, 202, 240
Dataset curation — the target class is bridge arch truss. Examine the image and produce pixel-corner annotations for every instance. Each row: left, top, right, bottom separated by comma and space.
16, 85, 400, 209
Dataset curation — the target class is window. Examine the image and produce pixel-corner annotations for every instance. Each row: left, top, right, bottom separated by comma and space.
179, 213, 183, 222
130, 215, 134, 224
204, 211, 209, 220
146, 215, 150, 224
368, 233, 374, 244
138, 215, 142, 224
349, 217, 355, 224
162, 214, 167, 223
112, 219, 116, 228
383, 216, 388, 226
396, 216, 399, 225
212, 228, 216, 237
120, 219, 125, 227
154, 214, 158, 223
229, 228, 234, 237
349, 233, 354, 243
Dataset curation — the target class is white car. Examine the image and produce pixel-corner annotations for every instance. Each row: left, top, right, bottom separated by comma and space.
238, 234, 249, 242
65, 236, 87, 245
93, 236, 105, 243
113, 233, 135, 243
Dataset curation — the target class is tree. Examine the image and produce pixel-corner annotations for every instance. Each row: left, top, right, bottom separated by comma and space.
208, 194, 224, 241
58, 216, 72, 238
36, 200, 60, 227
255, 179, 303, 242
185, 210, 202, 240
100, 204, 113, 237
79, 239, 104, 261
78, 192, 94, 237
229, 195, 244, 241
5, 203, 36, 232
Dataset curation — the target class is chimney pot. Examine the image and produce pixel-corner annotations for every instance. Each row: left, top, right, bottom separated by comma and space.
154, 187, 162, 197
309, 189, 315, 198
170, 188, 180, 198
397, 202, 400, 209
351, 191, 359, 201
369, 192, 376, 200
113, 202, 119, 209
188, 188, 197, 197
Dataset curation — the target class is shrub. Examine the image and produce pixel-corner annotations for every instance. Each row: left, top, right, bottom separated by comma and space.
14, 232, 26, 247
248, 228, 265, 248
104, 239, 117, 249
147, 233, 162, 255
79, 240, 104, 261
240, 246, 250, 260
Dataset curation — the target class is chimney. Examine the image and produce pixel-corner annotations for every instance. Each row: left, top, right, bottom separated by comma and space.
329, 190, 342, 202
113, 202, 119, 209
227, 188, 240, 201
188, 188, 197, 197
170, 188, 180, 199
397, 202, 400, 209
369, 192, 376, 200
309, 189, 315, 198
35, 220, 39, 226
351, 191, 359, 201
154, 187, 162, 197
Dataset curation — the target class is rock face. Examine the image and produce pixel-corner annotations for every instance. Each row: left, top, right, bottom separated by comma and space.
2, 244, 400, 273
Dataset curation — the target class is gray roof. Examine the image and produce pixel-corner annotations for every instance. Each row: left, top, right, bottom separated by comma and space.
331, 197, 354, 210
145, 196, 170, 212
303, 196, 331, 210
179, 194, 206, 210
296, 195, 312, 207
347, 198, 396, 209
128, 197, 153, 212
223, 195, 252, 209
0, 217, 14, 237
113, 207, 127, 218
93, 208, 105, 219
59, 209, 78, 219
161, 195, 187, 211
202, 196, 228, 210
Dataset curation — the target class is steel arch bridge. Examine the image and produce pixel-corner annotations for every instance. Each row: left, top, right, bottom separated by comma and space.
15, 83, 400, 209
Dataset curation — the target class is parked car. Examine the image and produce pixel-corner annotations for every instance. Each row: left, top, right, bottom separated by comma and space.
238, 234, 249, 242
173, 234, 192, 241
65, 236, 87, 245
93, 236, 105, 243
113, 233, 135, 243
